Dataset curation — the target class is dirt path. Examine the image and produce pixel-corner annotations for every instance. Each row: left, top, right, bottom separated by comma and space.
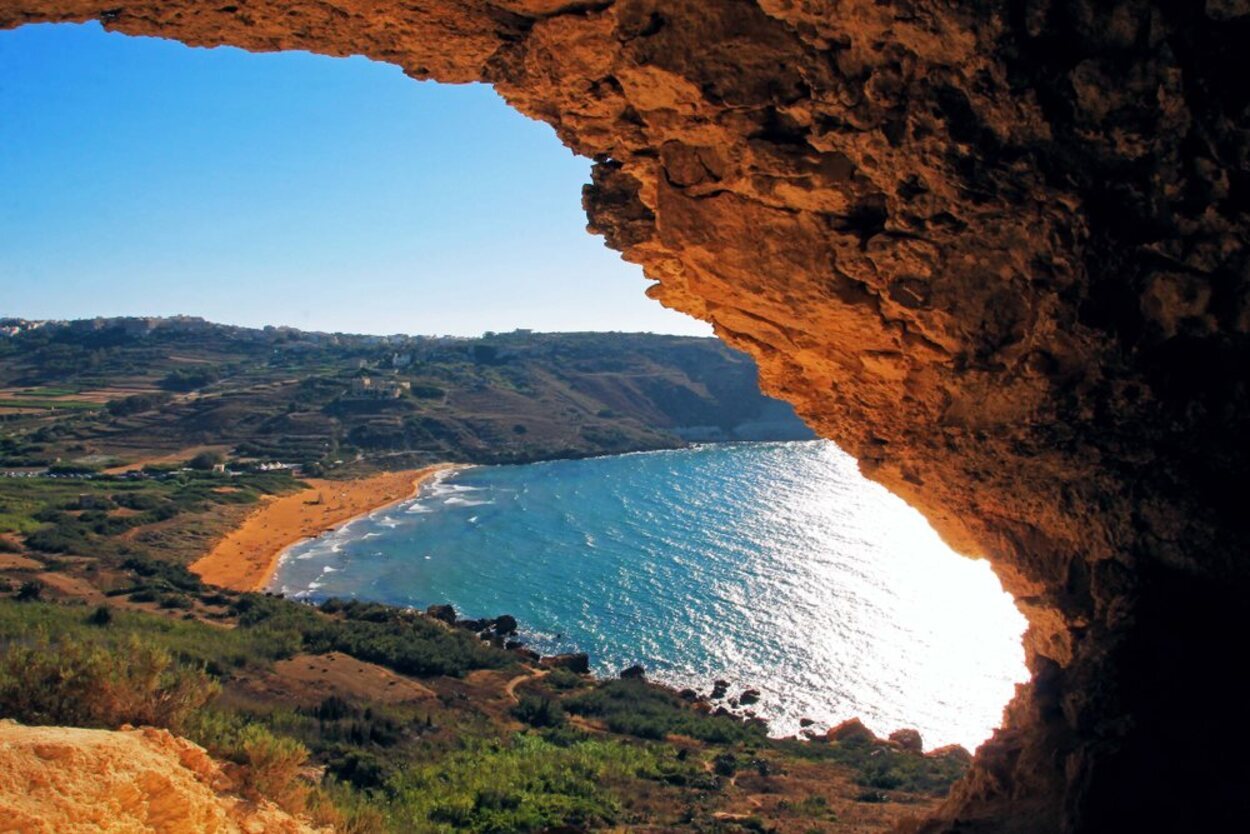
503, 667, 549, 703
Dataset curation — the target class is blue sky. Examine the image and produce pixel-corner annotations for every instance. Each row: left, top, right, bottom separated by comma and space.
0, 22, 710, 337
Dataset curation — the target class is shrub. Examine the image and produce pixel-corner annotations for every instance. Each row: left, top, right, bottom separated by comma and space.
0, 633, 218, 732
232, 593, 511, 678
15, 580, 42, 601
512, 695, 565, 728
158, 593, 194, 610
238, 724, 311, 814
387, 733, 665, 832
161, 366, 220, 392
564, 679, 766, 745
188, 451, 225, 471
544, 668, 586, 691
713, 752, 739, 776
107, 391, 173, 417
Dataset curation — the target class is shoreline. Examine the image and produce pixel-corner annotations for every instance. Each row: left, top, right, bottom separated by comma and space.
191, 464, 460, 592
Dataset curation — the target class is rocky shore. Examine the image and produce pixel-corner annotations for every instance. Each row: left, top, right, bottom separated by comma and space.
418, 601, 969, 760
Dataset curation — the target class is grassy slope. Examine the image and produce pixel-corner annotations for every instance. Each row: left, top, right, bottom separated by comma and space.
0, 594, 967, 834
0, 320, 811, 471
0, 320, 960, 833
0, 468, 967, 833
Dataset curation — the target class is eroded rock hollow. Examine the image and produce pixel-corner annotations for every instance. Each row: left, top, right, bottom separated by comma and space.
3, 1, 1248, 830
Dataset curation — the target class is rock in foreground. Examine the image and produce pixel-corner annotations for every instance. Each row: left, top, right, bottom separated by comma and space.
0, 720, 323, 834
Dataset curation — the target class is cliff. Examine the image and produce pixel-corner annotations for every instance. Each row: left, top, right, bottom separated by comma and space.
1, 2, 1247, 831
0, 720, 323, 833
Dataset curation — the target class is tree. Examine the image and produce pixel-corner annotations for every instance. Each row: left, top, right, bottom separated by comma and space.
188, 451, 225, 471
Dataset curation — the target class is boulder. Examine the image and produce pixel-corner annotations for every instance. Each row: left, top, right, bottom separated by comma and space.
619, 663, 646, 680
826, 718, 879, 745
710, 679, 729, 699
889, 728, 924, 752
494, 614, 518, 636
928, 744, 973, 765
542, 653, 590, 675
739, 688, 761, 706
425, 604, 456, 624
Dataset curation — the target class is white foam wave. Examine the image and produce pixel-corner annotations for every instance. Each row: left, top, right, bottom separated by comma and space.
445, 496, 492, 507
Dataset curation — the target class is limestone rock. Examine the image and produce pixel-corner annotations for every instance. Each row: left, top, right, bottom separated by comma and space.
0, 720, 324, 833
541, 652, 590, 675
826, 717, 879, 745
619, 663, 646, 679
889, 728, 924, 752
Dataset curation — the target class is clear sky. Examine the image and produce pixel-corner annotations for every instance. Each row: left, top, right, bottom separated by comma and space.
0, 22, 711, 337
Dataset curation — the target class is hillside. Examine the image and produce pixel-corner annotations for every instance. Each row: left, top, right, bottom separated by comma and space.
0, 316, 972, 834
0, 317, 812, 472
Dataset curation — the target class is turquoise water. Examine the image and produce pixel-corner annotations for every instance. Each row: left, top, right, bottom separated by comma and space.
272, 441, 1027, 749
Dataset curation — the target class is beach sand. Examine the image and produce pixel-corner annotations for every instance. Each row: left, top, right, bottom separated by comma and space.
191, 465, 455, 592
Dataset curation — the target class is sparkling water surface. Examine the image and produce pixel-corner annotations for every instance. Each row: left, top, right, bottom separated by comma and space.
272, 441, 1027, 750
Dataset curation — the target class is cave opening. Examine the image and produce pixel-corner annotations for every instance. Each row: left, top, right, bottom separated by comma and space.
1, 20, 1029, 755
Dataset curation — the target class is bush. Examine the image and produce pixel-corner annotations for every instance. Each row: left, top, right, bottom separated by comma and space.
188, 451, 225, 471
232, 594, 511, 678
158, 593, 194, 610
161, 366, 220, 392
512, 695, 565, 728
564, 679, 766, 745
387, 733, 668, 832
544, 668, 586, 691
107, 392, 173, 417
15, 580, 42, 601
0, 633, 218, 733
239, 724, 311, 814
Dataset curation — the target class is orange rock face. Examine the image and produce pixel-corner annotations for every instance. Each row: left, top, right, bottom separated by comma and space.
0, 720, 324, 832
2, 2, 1248, 831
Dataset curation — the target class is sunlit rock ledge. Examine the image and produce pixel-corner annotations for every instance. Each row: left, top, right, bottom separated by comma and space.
0, 720, 325, 832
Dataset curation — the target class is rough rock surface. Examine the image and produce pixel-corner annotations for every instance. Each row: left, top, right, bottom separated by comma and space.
0, 720, 323, 833
2, 2, 1248, 831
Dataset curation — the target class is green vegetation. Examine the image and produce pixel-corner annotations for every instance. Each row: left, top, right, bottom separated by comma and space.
386, 732, 692, 833
775, 734, 969, 797
0, 589, 969, 832
0, 317, 810, 472
0, 319, 971, 832
0, 630, 216, 732
0, 469, 301, 564
234, 595, 513, 678
0, 398, 103, 411
565, 678, 768, 744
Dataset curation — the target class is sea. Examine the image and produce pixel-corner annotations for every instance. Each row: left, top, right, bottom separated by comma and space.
270, 440, 1028, 750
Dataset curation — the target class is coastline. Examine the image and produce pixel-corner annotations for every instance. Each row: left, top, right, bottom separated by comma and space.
191, 464, 459, 592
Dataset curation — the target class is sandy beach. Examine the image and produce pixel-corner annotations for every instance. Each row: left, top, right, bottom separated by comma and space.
191, 464, 456, 592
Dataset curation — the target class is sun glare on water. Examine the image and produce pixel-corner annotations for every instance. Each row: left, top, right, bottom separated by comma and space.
747, 443, 1030, 748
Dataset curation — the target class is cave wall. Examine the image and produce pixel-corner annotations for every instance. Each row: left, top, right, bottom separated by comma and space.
3, 1, 1248, 830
